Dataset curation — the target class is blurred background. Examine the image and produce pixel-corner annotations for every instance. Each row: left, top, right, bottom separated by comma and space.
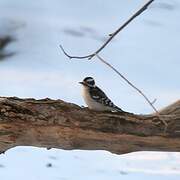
0, 0, 179, 179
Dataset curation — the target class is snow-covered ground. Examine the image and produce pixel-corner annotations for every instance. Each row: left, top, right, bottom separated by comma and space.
0, 147, 180, 180
0, 0, 179, 179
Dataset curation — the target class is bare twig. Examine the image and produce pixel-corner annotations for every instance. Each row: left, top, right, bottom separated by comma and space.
151, 98, 157, 105
97, 55, 169, 129
60, 0, 154, 60
97, 55, 168, 128
59, 45, 91, 59
96, 55, 159, 114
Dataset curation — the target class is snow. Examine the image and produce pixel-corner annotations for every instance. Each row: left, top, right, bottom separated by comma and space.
0, 147, 180, 180
0, 0, 180, 179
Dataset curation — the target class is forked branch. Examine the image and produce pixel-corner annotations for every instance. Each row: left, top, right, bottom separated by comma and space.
59, 0, 154, 60
96, 55, 158, 114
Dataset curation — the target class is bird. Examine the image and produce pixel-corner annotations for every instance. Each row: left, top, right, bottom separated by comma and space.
79, 77, 123, 112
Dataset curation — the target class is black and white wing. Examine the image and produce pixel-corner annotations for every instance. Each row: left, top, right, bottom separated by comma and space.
89, 86, 122, 112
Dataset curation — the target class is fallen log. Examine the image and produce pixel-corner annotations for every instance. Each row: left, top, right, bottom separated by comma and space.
0, 97, 179, 154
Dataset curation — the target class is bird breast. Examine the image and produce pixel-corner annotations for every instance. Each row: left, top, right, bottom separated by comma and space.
81, 86, 112, 111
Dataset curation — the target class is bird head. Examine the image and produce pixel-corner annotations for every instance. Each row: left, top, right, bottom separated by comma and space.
79, 77, 95, 87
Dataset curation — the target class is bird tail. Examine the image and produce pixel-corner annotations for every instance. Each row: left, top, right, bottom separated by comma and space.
114, 105, 123, 112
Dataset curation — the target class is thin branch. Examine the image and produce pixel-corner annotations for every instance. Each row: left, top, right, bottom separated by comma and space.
151, 98, 157, 105
59, 45, 92, 59
60, 0, 154, 60
96, 55, 168, 128
96, 55, 159, 114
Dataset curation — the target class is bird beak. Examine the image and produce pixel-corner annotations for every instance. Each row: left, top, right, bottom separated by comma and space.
79, 81, 85, 85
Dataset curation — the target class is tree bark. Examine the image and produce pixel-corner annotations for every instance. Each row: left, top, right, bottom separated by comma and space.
0, 97, 180, 155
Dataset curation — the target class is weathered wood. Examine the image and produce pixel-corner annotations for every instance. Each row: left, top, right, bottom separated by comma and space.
0, 97, 180, 154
